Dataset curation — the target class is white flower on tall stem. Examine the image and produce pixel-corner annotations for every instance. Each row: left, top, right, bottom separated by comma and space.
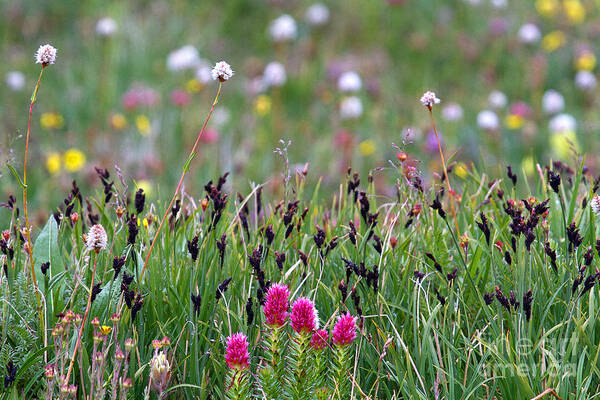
86, 224, 108, 252
575, 70, 597, 91
305, 3, 330, 26
542, 90, 564, 115
211, 61, 234, 82
269, 14, 297, 42
96, 17, 117, 37
35, 44, 57, 66
338, 71, 362, 93
477, 110, 499, 130
166, 45, 200, 72
488, 90, 507, 109
263, 62, 286, 87
5, 71, 25, 91
420, 91, 441, 109
518, 23, 541, 44
340, 96, 363, 119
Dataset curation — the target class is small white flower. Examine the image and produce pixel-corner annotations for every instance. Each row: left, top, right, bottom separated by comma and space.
477, 110, 499, 130
340, 96, 363, 120
195, 62, 212, 84
269, 14, 297, 42
591, 194, 600, 216
86, 224, 108, 252
263, 62, 287, 87
305, 3, 330, 26
35, 44, 57, 66
442, 103, 464, 121
211, 61, 234, 82
491, 0, 507, 9
488, 90, 507, 109
166, 45, 200, 72
549, 113, 576, 133
5, 71, 25, 91
542, 90, 564, 115
420, 91, 441, 108
337, 71, 362, 93
575, 70, 597, 91
212, 107, 231, 127
96, 17, 117, 37
518, 23, 541, 44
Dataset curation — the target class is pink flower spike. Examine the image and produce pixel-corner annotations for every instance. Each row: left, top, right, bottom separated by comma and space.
225, 333, 249, 370
263, 283, 290, 327
332, 312, 357, 346
290, 297, 317, 333
310, 329, 329, 350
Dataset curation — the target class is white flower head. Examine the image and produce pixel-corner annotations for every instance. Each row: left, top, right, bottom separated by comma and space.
166, 45, 200, 72
340, 96, 363, 120
477, 110, 499, 130
542, 90, 564, 115
338, 71, 362, 93
212, 61, 234, 82
86, 224, 108, 252
35, 44, 57, 66
420, 91, 441, 108
269, 14, 297, 42
442, 102, 464, 121
5, 71, 25, 91
575, 70, 597, 91
263, 62, 287, 87
305, 3, 330, 26
488, 90, 507, 108
195, 62, 212, 84
491, 0, 507, 9
518, 23, 541, 44
96, 17, 118, 37
591, 194, 600, 216
549, 113, 576, 134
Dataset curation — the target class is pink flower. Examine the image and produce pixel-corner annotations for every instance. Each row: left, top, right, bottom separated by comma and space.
290, 297, 317, 333
310, 329, 329, 350
170, 89, 190, 107
122, 85, 159, 110
263, 283, 290, 327
332, 313, 357, 346
200, 128, 220, 144
225, 333, 249, 370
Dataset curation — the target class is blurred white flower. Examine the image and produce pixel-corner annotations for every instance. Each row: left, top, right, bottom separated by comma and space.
477, 110, 499, 130
491, 0, 507, 8
337, 71, 362, 93
5, 71, 25, 91
420, 91, 441, 108
340, 96, 363, 119
402, 127, 421, 144
166, 45, 200, 72
518, 23, 541, 44
542, 90, 564, 115
35, 44, 57, 66
269, 14, 297, 42
488, 90, 507, 108
575, 70, 597, 91
212, 61, 234, 82
195, 63, 212, 83
549, 113, 576, 133
442, 103, 463, 121
212, 107, 231, 127
263, 62, 287, 87
305, 3, 330, 26
246, 76, 267, 96
96, 17, 117, 37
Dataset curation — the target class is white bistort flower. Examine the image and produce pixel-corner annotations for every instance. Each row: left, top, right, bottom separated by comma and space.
488, 90, 507, 109
442, 103, 464, 121
212, 61, 234, 82
269, 14, 297, 42
518, 23, 541, 44
549, 113, 576, 133
166, 45, 200, 72
35, 44, 57, 66
542, 90, 564, 115
591, 194, 600, 216
575, 70, 597, 91
96, 17, 118, 37
86, 224, 108, 252
263, 62, 287, 87
340, 96, 363, 120
305, 3, 330, 26
477, 110, 499, 130
420, 91, 441, 108
337, 71, 362, 93
5, 71, 25, 91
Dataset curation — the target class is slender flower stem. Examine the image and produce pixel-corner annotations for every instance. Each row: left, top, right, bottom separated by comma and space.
429, 108, 460, 237
140, 83, 223, 281
65, 252, 100, 383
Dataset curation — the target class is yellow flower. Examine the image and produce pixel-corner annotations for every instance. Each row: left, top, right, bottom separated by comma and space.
135, 115, 151, 136
46, 152, 61, 175
536, 0, 559, 16
40, 112, 64, 130
136, 217, 149, 229
542, 31, 566, 52
253, 95, 272, 116
550, 130, 579, 159
575, 52, 595, 71
110, 113, 128, 130
521, 156, 535, 176
454, 162, 468, 179
185, 79, 203, 94
564, 0, 585, 24
99, 325, 112, 336
505, 114, 524, 130
358, 140, 376, 156
136, 180, 153, 197
62, 149, 86, 173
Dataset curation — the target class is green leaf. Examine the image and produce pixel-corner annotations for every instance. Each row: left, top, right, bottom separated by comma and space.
6, 165, 26, 189
32, 217, 63, 287
182, 151, 197, 172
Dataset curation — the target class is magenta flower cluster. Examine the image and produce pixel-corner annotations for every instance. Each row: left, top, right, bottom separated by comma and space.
263, 283, 290, 326
332, 313, 357, 346
290, 297, 317, 333
225, 333, 249, 370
